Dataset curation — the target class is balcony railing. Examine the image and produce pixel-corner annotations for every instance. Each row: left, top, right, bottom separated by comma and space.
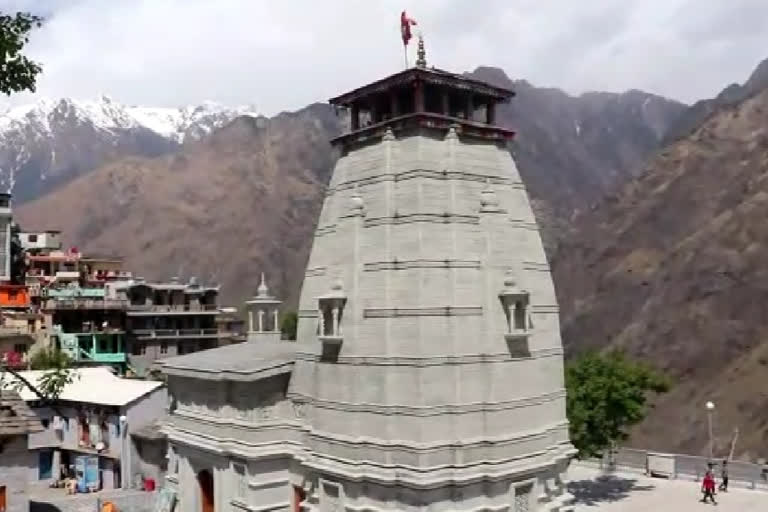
131, 328, 221, 339
43, 299, 128, 310
0, 326, 33, 336
55, 271, 81, 279
127, 304, 219, 313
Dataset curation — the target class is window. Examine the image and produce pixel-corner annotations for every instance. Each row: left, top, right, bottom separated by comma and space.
28, 234, 38, 243
41, 419, 50, 429
14, 343, 27, 354
513, 483, 532, 512
514, 301, 526, 330
160, 342, 168, 355
131, 343, 144, 356
233, 463, 247, 499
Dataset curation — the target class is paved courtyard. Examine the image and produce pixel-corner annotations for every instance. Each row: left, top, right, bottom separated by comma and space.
568, 465, 768, 511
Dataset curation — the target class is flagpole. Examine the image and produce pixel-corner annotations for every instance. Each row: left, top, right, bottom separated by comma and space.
403, 44, 408, 69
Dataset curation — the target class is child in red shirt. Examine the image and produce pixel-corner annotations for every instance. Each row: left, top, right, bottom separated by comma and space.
701, 468, 717, 504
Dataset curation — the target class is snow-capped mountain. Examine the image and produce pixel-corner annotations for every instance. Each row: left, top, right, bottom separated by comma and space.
0, 95, 258, 202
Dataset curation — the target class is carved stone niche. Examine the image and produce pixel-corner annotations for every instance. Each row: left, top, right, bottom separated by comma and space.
499, 271, 532, 358
317, 280, 347, 362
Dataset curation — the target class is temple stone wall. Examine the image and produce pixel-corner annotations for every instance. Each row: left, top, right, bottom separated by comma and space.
291, 128, 573, 509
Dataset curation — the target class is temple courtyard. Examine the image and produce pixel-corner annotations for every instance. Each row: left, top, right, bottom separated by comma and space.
569, 465, 768, 511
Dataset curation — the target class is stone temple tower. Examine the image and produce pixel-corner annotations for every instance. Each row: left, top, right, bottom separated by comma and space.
289, 46, 576, 510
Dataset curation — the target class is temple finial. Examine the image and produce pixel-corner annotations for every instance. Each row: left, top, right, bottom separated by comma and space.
416, 33, 427, 68
257, 272, 269, 297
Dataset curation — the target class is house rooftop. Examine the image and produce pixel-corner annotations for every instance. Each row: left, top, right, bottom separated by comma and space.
0, 390, 43, 436
1, 367, 164, 407
161, 340, 298, 381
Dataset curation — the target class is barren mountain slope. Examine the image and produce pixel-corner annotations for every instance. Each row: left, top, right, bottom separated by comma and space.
554, 87, 768, 459
16, 68, 684, 307
17, 104, 341, 308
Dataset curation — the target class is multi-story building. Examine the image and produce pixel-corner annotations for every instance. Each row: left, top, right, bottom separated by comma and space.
0, 192, 13, 281
19, 229, 63, 254
43, 283, 129, 369
3, 367, 167, 491
114, 277, 222, 375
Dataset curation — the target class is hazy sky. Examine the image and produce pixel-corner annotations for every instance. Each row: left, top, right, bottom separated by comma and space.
2, 0, 768, 115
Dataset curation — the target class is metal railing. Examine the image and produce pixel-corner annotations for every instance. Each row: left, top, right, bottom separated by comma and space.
132, 328, 221, 339
592, 447, 768, 490
127, 304, 219, 313
0, 326, 32, 336
43, 298, 128, 310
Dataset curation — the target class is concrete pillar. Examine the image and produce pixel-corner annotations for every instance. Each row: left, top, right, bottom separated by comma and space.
414, 81, 425, 113
258, 310, 264, 333
248, 310, 254, 332
486, 103, 496, 125
319, 308, 325, 335
52, 449, 61, 481
273, 310, 279, 332
465, 93, 474, 121
390, 92, 399, 118
332, 307, 339, 336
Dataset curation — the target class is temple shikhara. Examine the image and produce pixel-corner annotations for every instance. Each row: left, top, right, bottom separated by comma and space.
161, 36, 575, 511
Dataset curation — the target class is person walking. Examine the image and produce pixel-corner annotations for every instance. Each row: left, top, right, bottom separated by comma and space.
702, 465, 718, 505
719, 460, 729, 492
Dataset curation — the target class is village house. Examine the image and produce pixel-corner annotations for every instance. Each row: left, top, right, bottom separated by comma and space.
0, 390, 42, 512
2, 367, 168, 492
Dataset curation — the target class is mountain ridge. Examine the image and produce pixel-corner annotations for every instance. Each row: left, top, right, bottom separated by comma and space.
553, 64, 768, 459
0, 95, 260, 201
15, 66, 685, 309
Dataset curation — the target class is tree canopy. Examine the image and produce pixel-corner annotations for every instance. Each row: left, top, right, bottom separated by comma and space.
565, 350, 670, 458
281, 311, 298, 340
0, 11, 43, 95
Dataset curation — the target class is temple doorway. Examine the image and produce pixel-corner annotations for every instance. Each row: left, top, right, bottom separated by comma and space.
292, 485, 306, 512
197, 470, 214, 512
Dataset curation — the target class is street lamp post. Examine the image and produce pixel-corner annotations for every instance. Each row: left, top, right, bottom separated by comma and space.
706, 401, 715, 461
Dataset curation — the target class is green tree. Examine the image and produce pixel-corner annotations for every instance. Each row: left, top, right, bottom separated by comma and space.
29, 347, 71, 370
0, 348, 75, 402
0, 11, 43, 94
280, 311, 298, 340
566, 350, 670, 458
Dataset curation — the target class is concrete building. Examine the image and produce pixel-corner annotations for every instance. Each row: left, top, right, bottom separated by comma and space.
0, 192, 12, 281
116, 278, 223, 375
19, 230, 63, 253
161, 45, 574, 511
0, 390, 42, 512
2, 367, 167, 491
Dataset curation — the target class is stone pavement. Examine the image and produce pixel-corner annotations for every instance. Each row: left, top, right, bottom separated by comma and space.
568, 465, 768, 511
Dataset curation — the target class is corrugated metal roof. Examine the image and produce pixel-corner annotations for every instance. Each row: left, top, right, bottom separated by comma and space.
1, 367, 164, 407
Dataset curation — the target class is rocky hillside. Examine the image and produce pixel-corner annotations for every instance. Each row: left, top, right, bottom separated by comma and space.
18, 105, 339, 308
663, 57, 768, 143
0, 97, 257, 202
471, 67, 685, 249
554, 84, 768, 459
15, 67, 684, 306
